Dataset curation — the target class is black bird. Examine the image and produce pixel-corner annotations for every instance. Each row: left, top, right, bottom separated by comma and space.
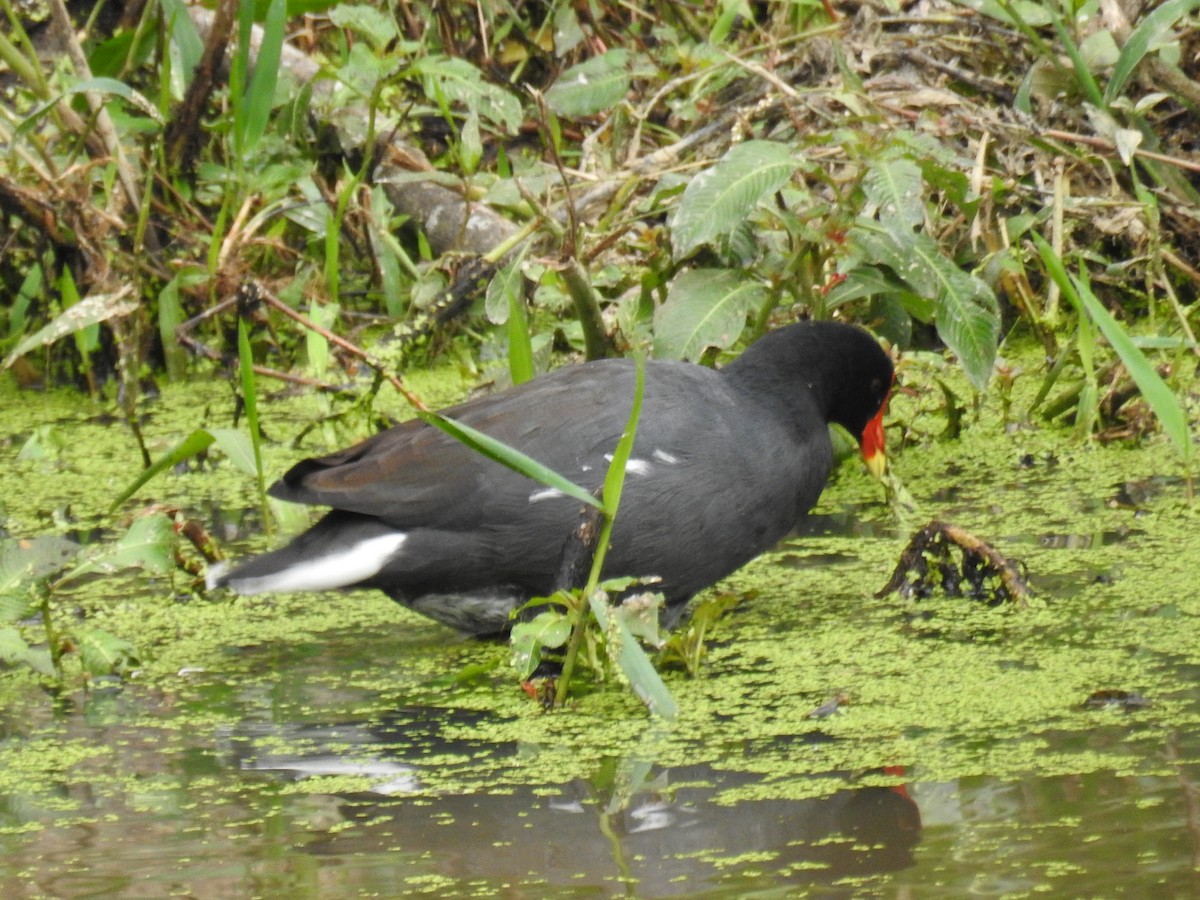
208, 320, 893, 635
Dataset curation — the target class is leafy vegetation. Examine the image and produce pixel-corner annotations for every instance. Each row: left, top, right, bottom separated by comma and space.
0, 0, 1197, 703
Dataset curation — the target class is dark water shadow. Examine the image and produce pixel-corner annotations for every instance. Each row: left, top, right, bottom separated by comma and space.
220, 709, 922, 896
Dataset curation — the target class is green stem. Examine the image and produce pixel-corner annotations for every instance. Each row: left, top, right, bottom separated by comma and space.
562, 258, 615, 360
554, 355, 645, 707
554, 506, 616, 708
39, 586, 63, 683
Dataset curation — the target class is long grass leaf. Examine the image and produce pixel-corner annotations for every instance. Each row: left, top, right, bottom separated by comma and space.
1047, 6, 1104, 107
1072, 274, 1192, 462
160, 0, 202, 82
3, 289, 136, 370
601, 354, 645, 521
418, 412, 602, 510
588, 592, 678, 720
238, 319, 270, 535
507, 289, 535, 385
1106, 0, 1200, 104
238, 0, 286, 153
110, 430, 217, 511
1034, 234, 1192, 462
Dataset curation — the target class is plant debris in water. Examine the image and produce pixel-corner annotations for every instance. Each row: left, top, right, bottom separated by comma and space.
876, 519, 1034, 605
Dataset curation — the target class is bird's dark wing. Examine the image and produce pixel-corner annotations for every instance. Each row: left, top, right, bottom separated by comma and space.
268, 360, 639, 529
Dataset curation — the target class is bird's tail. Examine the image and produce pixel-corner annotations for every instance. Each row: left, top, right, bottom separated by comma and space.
207, 511, 407, 595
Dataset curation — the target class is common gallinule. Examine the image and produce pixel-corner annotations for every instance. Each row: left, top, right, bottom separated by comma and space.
208, 320, 893, 634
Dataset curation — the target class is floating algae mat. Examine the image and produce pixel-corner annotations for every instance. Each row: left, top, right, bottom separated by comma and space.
1, 348, 1199, 897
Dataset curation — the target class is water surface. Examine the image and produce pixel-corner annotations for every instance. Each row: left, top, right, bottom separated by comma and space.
2, 368, 1199, 897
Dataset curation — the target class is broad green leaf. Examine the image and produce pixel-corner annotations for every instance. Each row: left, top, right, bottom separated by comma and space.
0, 536, 80, 596
484, 255, 524, 325
510, 609, 572, 679
908, 232, 999, 390
588, 592, 677, 720
62, 515, 174, 582
419, 413, 602, 510
612, 591, 663, 646
552, 3, 586, 55
846, 220, 910, 272
826, 265, 934, 322
864, 158, 924, 229
1080, 29, 1120, 73
671, 140, 796, 259
77, 627, 139, 676
416, 57, 522, 133
328, 3, 400, 48
545, 49, 630, 117
653, 269, 766, 360
16, 425, 66, 462
0, 590, 38, 624
1034, 235, 1193, 462
206, 428, 257, 476
1106, 0, 1199, 103
459, 108, 483, 174
370, 187, 411, 317
109, 515, 175, 573
111, 429, 218, 511
333, 42, 393, 98
849, 224, 997, 389
3, 289, 136, 370
0, 627, 55, 677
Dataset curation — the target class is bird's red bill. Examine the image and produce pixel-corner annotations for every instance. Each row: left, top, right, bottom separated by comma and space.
861, 403, 888, 478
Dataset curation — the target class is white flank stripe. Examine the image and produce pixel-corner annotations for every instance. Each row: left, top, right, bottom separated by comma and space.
651, 449, 680, 464
529, 487, 566, 503
625, 459, 652, 476
228, 533, 407, 594
603, 453, 652, 476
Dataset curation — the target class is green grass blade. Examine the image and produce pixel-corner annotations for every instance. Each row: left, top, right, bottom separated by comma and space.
160, 0, 202, 83
507, 289, 535, 385
1105, 0, 1200, 104
3, 289, 136, 370
1047, 5, 1104, 107
238, 0, 286, 153
418, 412, 603, 510
1072, 273, 1192, 463
110, 429, 217, 512
231, 0, 253, 129
1034, 234, 1192, 462
485, 251, 534, 384
587, 592, 678, 720
601, 353, 645, 520
238, 318, 271, 535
